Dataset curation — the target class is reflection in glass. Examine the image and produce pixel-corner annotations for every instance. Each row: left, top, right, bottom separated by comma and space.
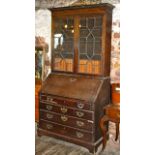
78, 16, 103, 75
53, 18, 74, 72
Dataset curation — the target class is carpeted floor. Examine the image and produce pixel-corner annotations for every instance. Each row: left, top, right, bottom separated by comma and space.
35, 122, 120, 155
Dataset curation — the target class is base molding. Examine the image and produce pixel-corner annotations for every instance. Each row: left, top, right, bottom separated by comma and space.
38, 128, 103, 154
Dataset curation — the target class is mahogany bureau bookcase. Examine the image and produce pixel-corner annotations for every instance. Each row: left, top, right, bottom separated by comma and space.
37, 3, 114, 153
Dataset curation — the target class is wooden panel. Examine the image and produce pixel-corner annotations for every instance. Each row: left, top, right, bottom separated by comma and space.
73, 16, 79, 73
103, 11, 113, 76
94, 78, 110, 141
52, 7, 107, 17
40, 73, 102, 102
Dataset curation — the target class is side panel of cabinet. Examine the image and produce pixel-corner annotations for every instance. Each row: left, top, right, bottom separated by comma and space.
94, 78, 110, 141
103, 11, 113, 76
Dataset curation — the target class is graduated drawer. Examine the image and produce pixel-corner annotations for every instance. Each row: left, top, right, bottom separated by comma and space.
40, 102, 93, 120
40, 94, 92, 111
40, 110, 93, 131
39, 120, 93, 142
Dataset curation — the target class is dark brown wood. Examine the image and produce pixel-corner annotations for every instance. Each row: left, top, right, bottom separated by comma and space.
51, 4, 114, 17
39, 110, 93, 131
40, 73, 102, 102
39, 119, 93, 142
51, 12, 54, 72
73, 16, 79, 73
115, 122, 119, 141
40, 96, 92, 111
40, 102, 93, 120
38, 127, 102, 154
38, 4, 114, 153
103, 11, 113, 76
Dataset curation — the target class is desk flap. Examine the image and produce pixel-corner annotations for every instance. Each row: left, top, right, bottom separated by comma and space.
41, 74, 103, 102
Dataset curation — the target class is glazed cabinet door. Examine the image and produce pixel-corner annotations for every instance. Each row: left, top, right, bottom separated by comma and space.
78, 15, 103, 75
52, 17, 74, 72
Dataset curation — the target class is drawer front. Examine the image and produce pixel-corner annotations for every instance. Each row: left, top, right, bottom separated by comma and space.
40, 94, 91, 110
40, 110, 93, 131
40, 103, 93, 120
39, 120, 93, 142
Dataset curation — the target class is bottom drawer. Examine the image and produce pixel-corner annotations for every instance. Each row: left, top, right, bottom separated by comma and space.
39, 120, 93, 142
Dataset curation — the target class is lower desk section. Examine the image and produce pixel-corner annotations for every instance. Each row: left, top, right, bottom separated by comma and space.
37, 75, 111, 153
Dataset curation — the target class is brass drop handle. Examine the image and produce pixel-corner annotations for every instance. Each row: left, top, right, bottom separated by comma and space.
61, 115, 68, 122
46, 124, 53, 130
46, 113, 53, 119
46, 105, 53, 110
60, 107, 68, 113
77, 103, 84, 109
76, 121, 84, 127
76, 111, 84, 117
76, 131, 84, 138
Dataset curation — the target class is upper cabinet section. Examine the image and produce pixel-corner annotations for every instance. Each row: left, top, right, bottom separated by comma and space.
51, 4, 114, 76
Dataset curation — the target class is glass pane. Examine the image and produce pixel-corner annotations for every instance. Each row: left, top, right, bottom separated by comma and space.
53, 17, 74, 72
78, 16, 103, 75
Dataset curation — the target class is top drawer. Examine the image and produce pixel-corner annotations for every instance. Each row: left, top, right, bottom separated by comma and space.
40, 94, 92, 111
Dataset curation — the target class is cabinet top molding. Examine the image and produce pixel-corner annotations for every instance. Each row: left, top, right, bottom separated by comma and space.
50, 3, 114, 11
